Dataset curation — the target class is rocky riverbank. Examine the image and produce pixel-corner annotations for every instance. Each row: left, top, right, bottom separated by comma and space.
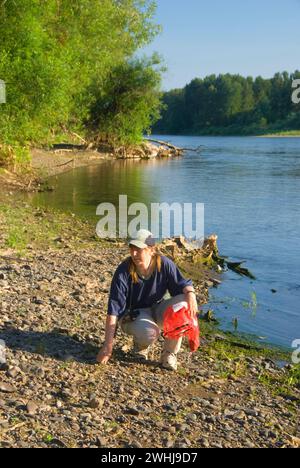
0, 202, 299, 449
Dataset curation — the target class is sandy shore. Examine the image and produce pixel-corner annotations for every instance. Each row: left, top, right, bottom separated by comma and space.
30, 148, 112, 179
0, 147, 113, 193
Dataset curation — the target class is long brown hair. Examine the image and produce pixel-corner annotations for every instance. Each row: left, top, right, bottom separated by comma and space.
129, 249, 162, 284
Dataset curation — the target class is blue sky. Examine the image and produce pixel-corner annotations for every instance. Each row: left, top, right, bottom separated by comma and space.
142, 0, 300, 90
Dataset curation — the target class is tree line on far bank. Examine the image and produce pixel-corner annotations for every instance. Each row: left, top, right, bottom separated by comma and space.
152, 71, 300, 136
0, 0, 163, 167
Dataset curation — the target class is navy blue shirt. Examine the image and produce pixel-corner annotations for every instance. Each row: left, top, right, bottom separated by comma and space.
107, 256, 193, 319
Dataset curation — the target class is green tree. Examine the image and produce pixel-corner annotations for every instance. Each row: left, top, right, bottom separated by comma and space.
153, 71, 300, 136
269, 72, 293, 122
152, 88, 185, 134
88, 55, 164, 146
0, 0, 161, 156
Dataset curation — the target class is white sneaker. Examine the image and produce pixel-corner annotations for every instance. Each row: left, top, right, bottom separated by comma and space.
161, 352, 178, 371
132, 345, 149, 361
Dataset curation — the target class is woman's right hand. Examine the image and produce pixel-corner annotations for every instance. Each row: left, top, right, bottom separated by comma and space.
96, 344, 113, 365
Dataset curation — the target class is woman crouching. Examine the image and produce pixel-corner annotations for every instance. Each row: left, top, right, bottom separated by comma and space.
97, 230, 198, 371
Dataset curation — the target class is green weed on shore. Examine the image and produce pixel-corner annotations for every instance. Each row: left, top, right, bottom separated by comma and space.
0, 200, 106, 255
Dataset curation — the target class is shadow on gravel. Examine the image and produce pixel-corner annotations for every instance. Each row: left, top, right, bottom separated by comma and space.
0, 326, 99, 365
114, 348, 161, 369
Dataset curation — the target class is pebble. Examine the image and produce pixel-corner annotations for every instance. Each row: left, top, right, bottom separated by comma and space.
0, 382, 16, 393
26, 401, 39, 416
88, 396, 105, 410
7, 367, 22, 379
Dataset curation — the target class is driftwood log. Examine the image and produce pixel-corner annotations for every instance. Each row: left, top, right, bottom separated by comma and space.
145, 138, 204, 154
144, 138, 182, 151
158, 235, 255, 280
55, 159, 75, 168
49, 137, 203, 160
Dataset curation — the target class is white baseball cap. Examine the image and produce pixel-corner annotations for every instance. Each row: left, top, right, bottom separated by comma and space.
129, 229, 156, 249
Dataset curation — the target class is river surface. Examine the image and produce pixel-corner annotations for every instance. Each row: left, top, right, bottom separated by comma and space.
29, 136, 300, 348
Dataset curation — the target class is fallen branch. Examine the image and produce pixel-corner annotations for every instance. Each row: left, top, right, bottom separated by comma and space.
180, 146, 205, 153
52, 144, 85, 151
144, 138, 182, 152
55, 159, 74, 168
226, 261, 256, 280
70, 132, 87, 145
145, 138, 204, 154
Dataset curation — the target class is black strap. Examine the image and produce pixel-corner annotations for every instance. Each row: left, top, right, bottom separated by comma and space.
129, 280, 134, 314
128, 280, 140, 321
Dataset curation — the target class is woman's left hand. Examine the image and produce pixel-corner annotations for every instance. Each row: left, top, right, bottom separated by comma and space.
186, 293, 199, 318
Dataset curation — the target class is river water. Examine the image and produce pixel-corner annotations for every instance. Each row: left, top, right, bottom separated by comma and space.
29, 136, 300, 348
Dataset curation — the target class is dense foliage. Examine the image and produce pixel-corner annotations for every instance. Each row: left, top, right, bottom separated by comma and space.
153, 72, 300, 135
88, 54, 164, 146
0, 0, 163, 162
